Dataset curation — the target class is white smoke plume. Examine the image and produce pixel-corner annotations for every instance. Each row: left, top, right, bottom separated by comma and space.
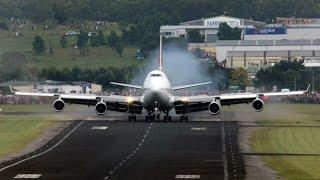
131, 42, 227, 94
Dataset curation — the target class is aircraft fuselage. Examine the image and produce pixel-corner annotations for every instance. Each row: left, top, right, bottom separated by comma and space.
141, 70, 173, 112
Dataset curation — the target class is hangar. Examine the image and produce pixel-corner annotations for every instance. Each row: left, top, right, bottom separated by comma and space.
160, 15, 265, 43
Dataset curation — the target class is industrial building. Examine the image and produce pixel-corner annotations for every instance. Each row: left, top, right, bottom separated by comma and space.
216, 39, 320, 77
243, 24, 320, 40
160, 15, 265, 43
0, 81, 102, 94
216, 39, 320, 62
161, 16, 320, 77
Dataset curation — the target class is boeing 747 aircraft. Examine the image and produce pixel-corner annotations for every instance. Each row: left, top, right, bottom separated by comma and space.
10, 35, 309, 121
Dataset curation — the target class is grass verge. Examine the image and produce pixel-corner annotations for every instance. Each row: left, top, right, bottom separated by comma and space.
247, 104, 320, 180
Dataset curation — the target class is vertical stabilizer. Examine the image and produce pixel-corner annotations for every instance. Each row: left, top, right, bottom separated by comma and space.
159, 34, 163, 71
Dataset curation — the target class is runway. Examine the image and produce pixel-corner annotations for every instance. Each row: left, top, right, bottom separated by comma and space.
0, 115, 244, 180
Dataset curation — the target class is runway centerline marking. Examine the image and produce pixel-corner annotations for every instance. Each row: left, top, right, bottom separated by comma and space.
175, 175, 200, 179
14, 174, 41, 179
103, 123, 154, 180
91, 126, 108, 130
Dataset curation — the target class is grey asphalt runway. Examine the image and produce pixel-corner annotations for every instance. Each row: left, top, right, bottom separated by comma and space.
0, 115, 243, 180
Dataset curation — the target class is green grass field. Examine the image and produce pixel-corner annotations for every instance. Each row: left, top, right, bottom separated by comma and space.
246, 104, 320, 179
0, 22, 141, 70
0, 104, 92, 158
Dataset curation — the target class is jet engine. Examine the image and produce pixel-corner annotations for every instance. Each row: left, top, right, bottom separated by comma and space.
209, 100, 221, 115
95, 102, 107, 115
53, 99, 65, 112
252, 98, 264, 112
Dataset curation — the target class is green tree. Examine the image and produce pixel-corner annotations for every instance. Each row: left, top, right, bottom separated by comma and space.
254, 60, 310, 91
60, 36, 68, 48
77, 30, 89, 56
32, 35, 46, 54
53, 4, 68, 24
188, 29, 204, 43
90, 30, 105, 47
107, 31, 120, 48
230, 68, 249, 89
217, 22, 242, 40
113, 42, 124, 57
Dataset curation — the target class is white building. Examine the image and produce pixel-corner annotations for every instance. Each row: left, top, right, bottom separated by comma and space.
216, 39, 320, 63
38, 85, 83, 94
160, 15, 265, 43
244, 24, 320, 41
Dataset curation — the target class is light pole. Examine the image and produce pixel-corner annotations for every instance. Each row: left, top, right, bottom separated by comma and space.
73, 45, 78, 61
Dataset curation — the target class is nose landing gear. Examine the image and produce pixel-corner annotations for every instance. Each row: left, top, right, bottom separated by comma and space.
145, 111, 155, 122
128, 114, 136, 121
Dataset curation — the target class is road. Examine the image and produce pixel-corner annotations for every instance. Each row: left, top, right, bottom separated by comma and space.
0, 114, 244, 180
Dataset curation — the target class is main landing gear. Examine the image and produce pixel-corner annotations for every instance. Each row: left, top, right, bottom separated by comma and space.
145, 111, 172, 122
163, 111, 172, 122
179, 114, 188, 121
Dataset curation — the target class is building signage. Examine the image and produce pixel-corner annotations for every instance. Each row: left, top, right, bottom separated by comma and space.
205, 17, 241, 28
304, 58, 320, 67
245, 27, 287, 35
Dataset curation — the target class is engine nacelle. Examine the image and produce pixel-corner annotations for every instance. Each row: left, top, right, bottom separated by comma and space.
252, 98, 264, 112
209, 101, 221, 115
53, 99, 65, 112
95, 102, 107, 115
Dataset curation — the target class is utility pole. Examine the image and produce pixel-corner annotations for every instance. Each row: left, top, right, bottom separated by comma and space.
312, 68, 315, 93
73, 45, 78, 61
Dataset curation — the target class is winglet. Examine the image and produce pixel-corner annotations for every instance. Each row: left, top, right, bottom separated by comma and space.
9, 84, 15, 94
305, 84, 311, 93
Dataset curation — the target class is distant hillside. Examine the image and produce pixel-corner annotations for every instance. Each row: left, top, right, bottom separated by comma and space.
0, 0, 320, 23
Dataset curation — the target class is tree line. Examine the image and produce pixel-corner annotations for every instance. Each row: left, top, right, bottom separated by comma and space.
2, 0, 320, 52
1, 0, 319, 24
32, 30, 124, 56
254, 60, 317, 91
38, 66, 138, 89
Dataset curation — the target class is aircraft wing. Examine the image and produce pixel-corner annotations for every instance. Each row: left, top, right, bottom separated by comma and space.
173, 85, 309, 114
172, 82, 212, 90
12, 87, 143, 114
110, 82, 143, 89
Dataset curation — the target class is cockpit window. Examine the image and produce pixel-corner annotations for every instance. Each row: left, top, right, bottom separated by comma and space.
151, 74, 161, 77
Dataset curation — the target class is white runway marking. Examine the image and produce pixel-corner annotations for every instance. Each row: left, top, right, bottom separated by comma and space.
104, 123, 153, 180
14, 174, 41, 179
0, 121, 85, 173
175, 175, 200, 179
91, 126, 108, 130
191, 127, 207, 131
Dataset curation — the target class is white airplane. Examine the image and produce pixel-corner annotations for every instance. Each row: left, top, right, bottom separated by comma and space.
10, 35, 309, 121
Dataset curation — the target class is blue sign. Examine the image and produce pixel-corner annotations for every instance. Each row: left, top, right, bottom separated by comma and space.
245, 27, 287, 35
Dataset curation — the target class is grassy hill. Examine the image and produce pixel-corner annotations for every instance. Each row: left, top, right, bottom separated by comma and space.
0, 22, 142, 70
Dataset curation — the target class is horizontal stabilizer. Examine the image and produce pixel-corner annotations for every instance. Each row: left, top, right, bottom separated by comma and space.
172, 82, 212, 90
110, 82, 143, 89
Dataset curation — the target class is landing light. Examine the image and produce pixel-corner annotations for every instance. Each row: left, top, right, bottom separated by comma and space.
127, 96, 134, 103
181, 97, 188, 102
